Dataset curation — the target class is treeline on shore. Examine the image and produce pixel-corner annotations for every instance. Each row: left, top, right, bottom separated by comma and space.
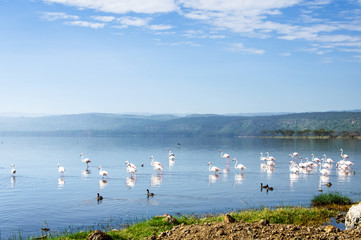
261, 128, 361, 139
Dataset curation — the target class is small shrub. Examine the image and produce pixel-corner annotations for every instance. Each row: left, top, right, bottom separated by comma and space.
311, 192, 351, 207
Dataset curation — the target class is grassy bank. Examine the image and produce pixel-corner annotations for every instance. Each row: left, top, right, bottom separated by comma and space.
44, 207, 339, 240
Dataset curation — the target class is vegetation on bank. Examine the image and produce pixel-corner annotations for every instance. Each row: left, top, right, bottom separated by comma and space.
311, 193, 352, 209
261, 128, 361, 139
43, 207, 340, 240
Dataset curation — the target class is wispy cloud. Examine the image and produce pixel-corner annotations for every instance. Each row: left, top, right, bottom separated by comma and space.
229, 43, 265, 55
148, 24, 173, 30
117, 16, 151, 28
41, 12, 79, 21
65, 20, 105, 29
92, 16, 116, 22
43, 0, 177, 14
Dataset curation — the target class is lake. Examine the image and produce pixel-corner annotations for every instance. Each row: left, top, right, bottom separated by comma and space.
0, 136, 360, 238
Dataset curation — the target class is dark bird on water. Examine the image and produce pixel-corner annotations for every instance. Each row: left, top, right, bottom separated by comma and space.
97, 193, 103, 201
147, 189, 154, 197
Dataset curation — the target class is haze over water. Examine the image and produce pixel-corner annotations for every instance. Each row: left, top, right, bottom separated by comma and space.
0, 136, 360, 238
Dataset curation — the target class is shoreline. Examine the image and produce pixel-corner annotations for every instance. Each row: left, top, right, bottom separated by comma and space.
40, 203, 360, 240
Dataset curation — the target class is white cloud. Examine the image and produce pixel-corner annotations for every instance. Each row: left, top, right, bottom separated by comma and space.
229, 43, 265, 55
117, 16, 151, 28
65, 20, 105, 29
148, 24, 174, 30
41, 12, 79, 21
92, 16, 116, 22
43, 0, 177, 14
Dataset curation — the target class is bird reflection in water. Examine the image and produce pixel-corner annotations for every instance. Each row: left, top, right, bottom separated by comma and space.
81, 169, 91, 177
234, 173, 244, 187
208, 174, 219, 185
151, 174, 162, 187
289, 173, 299, 188
169, 159, 175, 170
99, 179, 108, 189
58, 177, 65, 189
318, 175, 330, 191
337, 169, 352, 182
125, 176, 136, 189
11, 176, 16, 189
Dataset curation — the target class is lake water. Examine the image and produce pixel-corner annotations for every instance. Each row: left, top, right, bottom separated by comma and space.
0, 136, 360, 238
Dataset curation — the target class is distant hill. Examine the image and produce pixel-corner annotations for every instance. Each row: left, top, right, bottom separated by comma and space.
0, 111, 360, 137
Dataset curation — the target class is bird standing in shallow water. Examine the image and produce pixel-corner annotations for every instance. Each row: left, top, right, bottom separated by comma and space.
11, 164, 16, 175
57, 164, 65, 175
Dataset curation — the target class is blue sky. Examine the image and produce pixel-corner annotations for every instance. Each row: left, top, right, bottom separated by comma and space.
0, 0, 360, 115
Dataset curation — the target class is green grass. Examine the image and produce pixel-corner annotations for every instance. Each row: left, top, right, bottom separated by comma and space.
311, 193, 352, 207
45, 207, 338, 240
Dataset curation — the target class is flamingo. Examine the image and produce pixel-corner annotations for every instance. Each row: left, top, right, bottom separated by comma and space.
233, 158, 246, 172
150, 156, 164, 174
323, 154, 334, 164
319, 158, 330, 176
266, 152, 276, 161
125, 161, 137, 175
98, 166, 109, 179
80, 153, 91, 169
289, 161, 299, 174
340, 149, 349, 159
208, 162, 220, 174
219, 150, 230, 159
260, 152, 267, 162
11, 164, 16, 175
57, 163, 65, 175
311, 154, 321, 164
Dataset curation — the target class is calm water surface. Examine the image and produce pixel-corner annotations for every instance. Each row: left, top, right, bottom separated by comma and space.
0, 136, 360, 238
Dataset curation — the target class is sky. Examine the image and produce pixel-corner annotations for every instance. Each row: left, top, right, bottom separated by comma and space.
0, 0, 361, 115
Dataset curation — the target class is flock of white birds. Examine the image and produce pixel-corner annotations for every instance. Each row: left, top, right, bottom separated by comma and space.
8, 148, 355, 184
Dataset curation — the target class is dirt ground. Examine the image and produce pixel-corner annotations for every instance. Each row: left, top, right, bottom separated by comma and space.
150, 216, 361, 240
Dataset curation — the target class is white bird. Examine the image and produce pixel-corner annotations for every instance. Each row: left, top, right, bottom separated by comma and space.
289, 161, 299, 174
11, 164, 16, 175
80, 153, 91, 169
98, 166, 109, 179
319, 158, 330, 176
266, 152, 276, 161
340, 149, 349, 159
323, 154, 333, 164
219, 150, 230, 159
208, 162, 220, 174
125, 161, 137, 175
311, 154, 321, 163
168, 149, 175, 161
233, 158, 246, 172
260, 152, 267, 162
57, 163, 65, 175
150, 156, 164, 174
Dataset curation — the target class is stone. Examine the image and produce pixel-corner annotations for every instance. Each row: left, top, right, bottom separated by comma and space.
345, 202, 361, 230
224, 214, 236, 223
87, 230, 112, 240
324, 225, 338, 233
258, 219, 270, 226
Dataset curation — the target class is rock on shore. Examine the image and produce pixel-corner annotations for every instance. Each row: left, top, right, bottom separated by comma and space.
346, 202, 361, 230
151, 220, 361, 240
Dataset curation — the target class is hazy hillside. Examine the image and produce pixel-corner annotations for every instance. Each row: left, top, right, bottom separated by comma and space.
0, 111, 360, 137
